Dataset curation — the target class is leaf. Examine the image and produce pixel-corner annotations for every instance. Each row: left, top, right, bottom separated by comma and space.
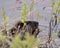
53, 5, 58, 13
3, 16, 9, 29
21, 2, 28, 16
21, 18, 25, 23
30, 0, 34, 12
21, 17, 27, 23
36, 12, 41, 21
51, 15, 55, 19
10, 32, 40, 48
0, 31, 6, 41
58, 16, 60, 23
10, 34, 22, 48
2, 7, 9, 29
53, 33, 57, 39
52, 0, 60, 14
57, 0, 60, 6
21, 2, 28, 21
51, 0, 55, 7
2, 7, 5, 17
57, 9, 60, 14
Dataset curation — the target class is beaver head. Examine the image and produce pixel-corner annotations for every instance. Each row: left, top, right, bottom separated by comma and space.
15, 21, 24, 30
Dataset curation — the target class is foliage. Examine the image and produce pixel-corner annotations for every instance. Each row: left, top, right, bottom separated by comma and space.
21, 0, 41, 22
51, 0, 60, 13
36, 12, 41, 21
21, 2, 28, 23
30, 0, 34, 12
0, 31, 6, 41
2, 7, 9, 29
0, 30, 14, 48
51, 0, 60, 23
58, 16, 60, 23
10, 32, 40, 48
53, 33, 57, 39
51, 0, 55, 7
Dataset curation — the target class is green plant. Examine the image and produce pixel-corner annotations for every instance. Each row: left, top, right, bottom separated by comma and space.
21, 2, 28, 23
51, 0, 60, 14
53, 32, 57, 39
0, 31, 7, 48
36, 12, 41, 21
51, 0, 60, 23
30, 0, 34, 12
10, 32, 40, 48
58, 16, 60, 23
2, 7, 9, 30
0, 31, 6, 41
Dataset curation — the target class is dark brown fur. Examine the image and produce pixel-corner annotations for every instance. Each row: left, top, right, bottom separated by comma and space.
9, 21, 40, 37
15, 21, 24, 29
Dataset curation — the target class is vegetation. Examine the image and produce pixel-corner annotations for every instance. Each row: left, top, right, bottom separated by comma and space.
0, 4, 40, 48
0, 0, 60, 48
21, 2, 28, 23
51, 0, 60, 23
2, 7, 9, 30
10, 32, 40, 48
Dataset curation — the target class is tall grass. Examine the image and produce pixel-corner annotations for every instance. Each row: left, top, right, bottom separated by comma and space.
10, 32, 40, 48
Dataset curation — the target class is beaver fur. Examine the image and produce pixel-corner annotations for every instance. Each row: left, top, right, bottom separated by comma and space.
9, 21, 40, 37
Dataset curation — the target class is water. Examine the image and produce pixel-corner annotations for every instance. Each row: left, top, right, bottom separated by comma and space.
0, 0, 52, 24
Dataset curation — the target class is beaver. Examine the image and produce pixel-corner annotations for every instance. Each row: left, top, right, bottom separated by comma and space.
9, 21, 24, 37
25, 21, 39, 36
9, 21, 40, 38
